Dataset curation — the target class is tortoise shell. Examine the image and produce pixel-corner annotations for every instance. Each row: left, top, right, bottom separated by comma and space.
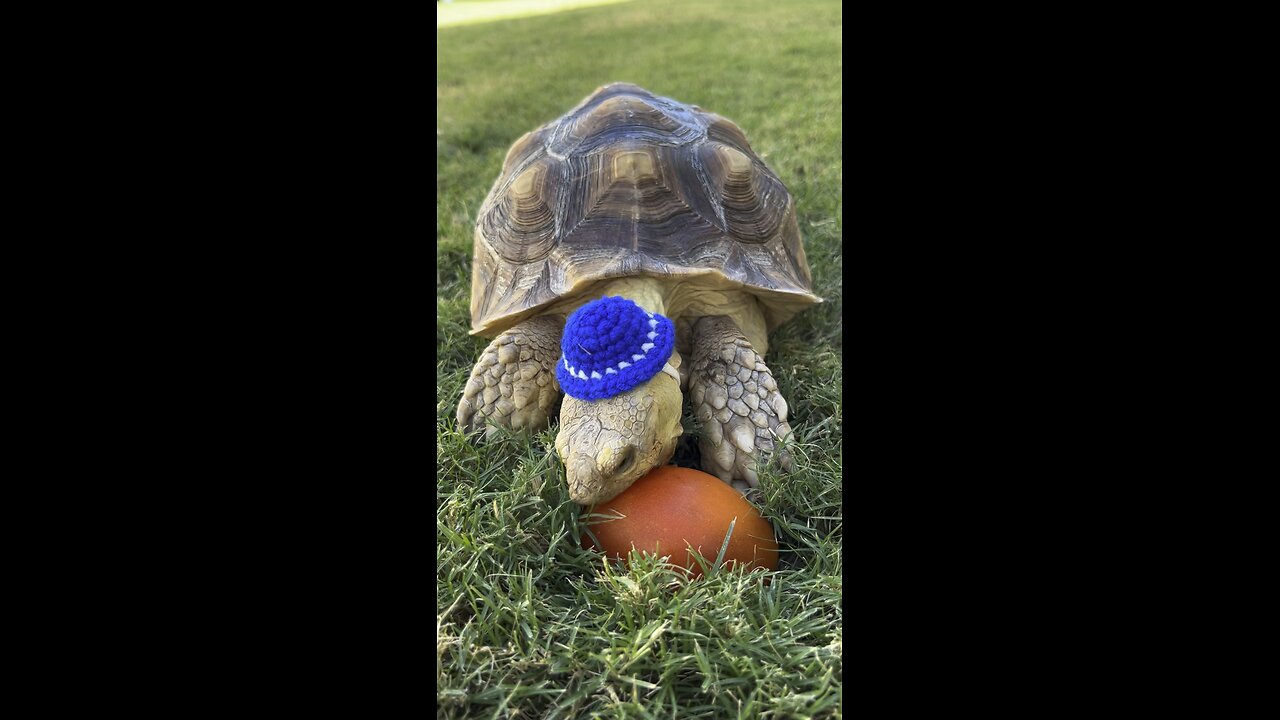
469, 82, 820, 338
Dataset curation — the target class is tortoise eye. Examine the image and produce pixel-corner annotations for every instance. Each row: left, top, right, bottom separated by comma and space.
481, 159, 559, 263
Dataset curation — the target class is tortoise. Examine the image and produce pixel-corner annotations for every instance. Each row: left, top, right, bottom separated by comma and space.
456, 82, 821, 506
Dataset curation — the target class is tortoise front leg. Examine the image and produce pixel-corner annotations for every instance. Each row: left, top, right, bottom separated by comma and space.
456, 315, 564, 437
688, 316, 794, 490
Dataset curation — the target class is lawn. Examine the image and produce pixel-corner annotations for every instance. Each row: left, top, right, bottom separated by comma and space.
437, 0, 636, 28
437, 1, 842, 717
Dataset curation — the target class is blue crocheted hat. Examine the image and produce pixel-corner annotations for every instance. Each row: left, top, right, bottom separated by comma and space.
557, 296, 676, 401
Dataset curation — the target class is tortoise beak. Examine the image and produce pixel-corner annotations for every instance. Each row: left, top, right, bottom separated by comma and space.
566, 452, 604, 505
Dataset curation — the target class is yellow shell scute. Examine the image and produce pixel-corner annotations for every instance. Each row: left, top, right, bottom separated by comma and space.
510, 166, 538, 197
721, 145, 752, 176
611, 150, 656, 181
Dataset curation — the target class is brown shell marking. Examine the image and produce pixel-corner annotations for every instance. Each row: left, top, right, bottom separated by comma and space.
479, 158, 561, 263
500, 127, 550, 175
547, 87, 703, 157
557, 141, 724, 259
471, 82, 820, 337
697, 142, 789, 243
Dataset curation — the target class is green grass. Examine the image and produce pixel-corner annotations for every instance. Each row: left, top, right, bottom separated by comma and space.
437, 1, 842, 717
437, 0, 636, 29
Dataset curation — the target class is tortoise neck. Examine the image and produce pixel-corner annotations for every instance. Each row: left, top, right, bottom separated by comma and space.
597, 278, 666, 316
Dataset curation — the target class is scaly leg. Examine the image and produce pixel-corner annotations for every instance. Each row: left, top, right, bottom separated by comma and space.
456, 315, 564, 436
688, 316, 794, 489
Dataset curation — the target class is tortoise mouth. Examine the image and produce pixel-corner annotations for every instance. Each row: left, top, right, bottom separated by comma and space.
565, 449, 649, 506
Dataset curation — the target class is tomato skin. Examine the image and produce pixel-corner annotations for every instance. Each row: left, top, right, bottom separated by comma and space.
582, 466, 778, 578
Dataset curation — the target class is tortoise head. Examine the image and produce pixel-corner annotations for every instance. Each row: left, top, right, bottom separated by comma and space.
555, 362, 684, 506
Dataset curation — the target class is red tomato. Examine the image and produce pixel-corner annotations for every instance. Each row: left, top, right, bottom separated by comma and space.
581, 465, 778, 578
